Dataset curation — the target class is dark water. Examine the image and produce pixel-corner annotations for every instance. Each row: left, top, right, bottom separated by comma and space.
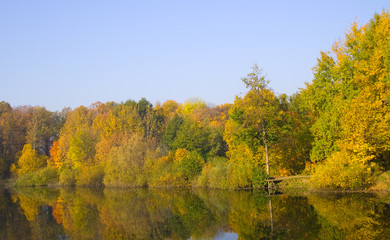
0, 186, 389, 240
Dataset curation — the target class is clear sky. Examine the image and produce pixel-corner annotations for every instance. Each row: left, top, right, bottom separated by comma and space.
0, 1, 388, 111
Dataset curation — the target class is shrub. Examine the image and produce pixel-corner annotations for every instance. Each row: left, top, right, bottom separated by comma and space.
15, 166, 59, 187
226, 145, 266, 189
151, 171, 187, 187
174, 149, 204, 182
146, 155, 187, 187
311, 150, 377, 190
76, 165, 104, 187
59, 168, 77, 186
252, 164, 268, 189
195, 157, 228, 188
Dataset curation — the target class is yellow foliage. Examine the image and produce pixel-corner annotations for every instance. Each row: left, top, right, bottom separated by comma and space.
174, 148, 190, 164
181, 98, 207, 116
311, 149, 376, 190
17, 144, 47, 176
9, 163, 17, 177
18, 195, 40, 222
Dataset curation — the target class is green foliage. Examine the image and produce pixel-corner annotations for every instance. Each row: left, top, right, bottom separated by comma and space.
195, 157, 229, 188
136, 97, 152, 119
162, 114, 183, 149
225, 66, 280, 176
67, 128, 97, 170
2, 11, 390, 191
241, 64, 269, 91
304, 10, 390, 190
174, 149, 204, 182
14, 166, 58, 187
59, 168, 77, 186
269, 93, 313, 175
171, 118, 211, 157
226, 145, 267, 189
252, 164, 268, 188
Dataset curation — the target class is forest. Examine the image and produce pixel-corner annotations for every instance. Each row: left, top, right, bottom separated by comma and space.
0, 11, 389, 190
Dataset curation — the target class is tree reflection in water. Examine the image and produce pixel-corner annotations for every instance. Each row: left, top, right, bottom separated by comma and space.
1, 187, 389, 240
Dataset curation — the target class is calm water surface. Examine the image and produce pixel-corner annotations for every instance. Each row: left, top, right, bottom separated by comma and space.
0, 186, 389, 240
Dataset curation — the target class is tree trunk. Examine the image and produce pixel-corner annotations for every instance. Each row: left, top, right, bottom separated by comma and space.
269, 198, 274, 236
262, 120, 270, 175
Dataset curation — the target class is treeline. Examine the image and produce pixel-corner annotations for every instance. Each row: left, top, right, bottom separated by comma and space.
1, 10, 389, 190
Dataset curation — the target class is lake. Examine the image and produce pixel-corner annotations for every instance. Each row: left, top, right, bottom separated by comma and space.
0, 186, 389, 239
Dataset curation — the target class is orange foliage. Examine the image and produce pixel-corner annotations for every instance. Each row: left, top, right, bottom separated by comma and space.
52, 197, 64, 224
49, 140, 63, 170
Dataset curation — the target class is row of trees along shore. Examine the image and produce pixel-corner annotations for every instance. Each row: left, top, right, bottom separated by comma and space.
1, 10, 389, 190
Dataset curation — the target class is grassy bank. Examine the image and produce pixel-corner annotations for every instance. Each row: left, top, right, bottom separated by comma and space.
370, 171, 390, 192
275, 177, 311, 194
274, 171, 390, 194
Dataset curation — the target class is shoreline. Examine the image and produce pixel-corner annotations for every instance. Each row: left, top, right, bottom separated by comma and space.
4, 180, 389, 194
5, 171, 390, 193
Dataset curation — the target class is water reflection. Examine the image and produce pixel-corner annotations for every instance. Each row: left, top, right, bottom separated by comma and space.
0, 186, 389, 240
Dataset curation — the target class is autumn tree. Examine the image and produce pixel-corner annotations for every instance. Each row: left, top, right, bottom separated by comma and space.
16, 144, 48, 176
104, 133, 149, 187
226, 64, 279, 175
0, 106, 30, 177
0, 102, 12, 177
26, 106, 61, 156
271, 93, 313, 175
52, 106, 99, 185
309, 10, 390, 189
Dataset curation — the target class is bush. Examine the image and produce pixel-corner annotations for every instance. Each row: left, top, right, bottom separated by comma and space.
226, 159, 254, 189
76, 165, 104, 187
15, 166, 59, 187
195, 157, 228, 188
226, 145, 265, 189
151, 171, 187, 187
145, 155, 187, 187
311, 150, 377, 190
196, 146, 268, 189
174, 149, 204, 182
252, 164, 268, 189
59, 168, 77, 186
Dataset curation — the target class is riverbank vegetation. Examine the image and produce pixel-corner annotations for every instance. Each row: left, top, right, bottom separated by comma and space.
1, 10, 389, 191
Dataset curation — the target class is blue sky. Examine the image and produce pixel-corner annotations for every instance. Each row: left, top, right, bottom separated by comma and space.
0, 1, 388, 111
